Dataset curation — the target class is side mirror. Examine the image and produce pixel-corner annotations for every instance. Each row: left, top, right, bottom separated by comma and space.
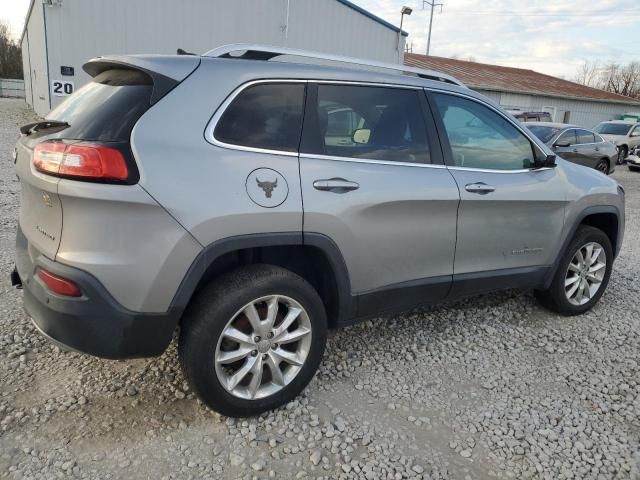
544, 154, 557, 167
352, 128, 371, 145
553, 141, 571, 148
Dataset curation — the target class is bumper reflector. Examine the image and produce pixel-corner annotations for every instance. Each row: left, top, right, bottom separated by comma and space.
37, 269, 82, 297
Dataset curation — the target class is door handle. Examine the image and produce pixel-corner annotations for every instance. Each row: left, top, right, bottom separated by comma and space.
572, 149, 579, 153
465, 182, 495, 194
595, 147, 600, 152
313, 178, 360, 193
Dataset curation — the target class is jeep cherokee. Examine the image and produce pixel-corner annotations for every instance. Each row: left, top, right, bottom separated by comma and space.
12, 45, 625, 417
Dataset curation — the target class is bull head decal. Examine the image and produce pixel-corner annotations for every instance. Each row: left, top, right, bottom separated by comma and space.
256, 177, 278, 198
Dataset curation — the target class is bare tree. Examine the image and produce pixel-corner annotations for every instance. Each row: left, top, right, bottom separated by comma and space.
575, 60, 640, 99
574, 60, 600, 87
0, 22, 23, 79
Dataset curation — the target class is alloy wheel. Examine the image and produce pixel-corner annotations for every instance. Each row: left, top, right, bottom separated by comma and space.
564, 242, 606, 306
617, 147, 627, 164
595, 161, 608, 174
214, 295, 312, 400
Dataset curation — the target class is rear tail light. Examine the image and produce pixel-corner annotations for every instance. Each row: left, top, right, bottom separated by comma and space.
33, 141, 129, 181
37, 269, 82, 297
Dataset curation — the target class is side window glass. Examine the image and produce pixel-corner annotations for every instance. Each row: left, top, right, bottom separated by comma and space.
214, 83, 305, 152
576, 129, 595, 145
556, 130, 576, 146
304, 85, 431, 163
433, 93, 535, 170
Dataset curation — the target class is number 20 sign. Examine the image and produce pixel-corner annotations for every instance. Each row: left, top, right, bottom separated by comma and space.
51, 80, 74, 97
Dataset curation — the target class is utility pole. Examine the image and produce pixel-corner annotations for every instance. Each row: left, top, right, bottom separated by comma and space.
423, 0, 443, 56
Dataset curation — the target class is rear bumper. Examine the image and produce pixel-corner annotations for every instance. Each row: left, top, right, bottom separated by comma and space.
15, 226, 179, 359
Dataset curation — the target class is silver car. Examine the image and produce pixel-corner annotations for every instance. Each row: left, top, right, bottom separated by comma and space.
526, 122, 617, 175
594, 120, 640, 164
12, 45, 625, 417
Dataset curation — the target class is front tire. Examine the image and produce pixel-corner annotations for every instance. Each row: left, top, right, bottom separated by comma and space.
617, 146, 628, 165
535, 226, 613, 316
179, 265, 327, 417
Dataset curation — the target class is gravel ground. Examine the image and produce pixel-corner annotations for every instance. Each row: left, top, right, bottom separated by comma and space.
0, 97, 639, 480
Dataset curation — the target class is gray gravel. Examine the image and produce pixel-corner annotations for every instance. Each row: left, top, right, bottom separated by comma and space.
1, 97, 639, 479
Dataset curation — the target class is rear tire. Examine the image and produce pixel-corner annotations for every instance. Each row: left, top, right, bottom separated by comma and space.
179, 264, 327, 417
535, 226, 613, 316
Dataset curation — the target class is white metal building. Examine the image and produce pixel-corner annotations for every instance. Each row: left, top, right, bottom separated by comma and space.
21, 0, 408, 116
406, 54, 640, 128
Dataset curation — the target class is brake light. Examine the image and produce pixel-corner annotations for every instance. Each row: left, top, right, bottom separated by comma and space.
37, 269, 82, 297
33, 142, 128, 181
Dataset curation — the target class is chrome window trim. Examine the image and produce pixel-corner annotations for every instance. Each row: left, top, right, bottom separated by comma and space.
300, 153, 447, 169
205, 79, 307, 157
448, 166, 554, 174
207, 78, 436, 163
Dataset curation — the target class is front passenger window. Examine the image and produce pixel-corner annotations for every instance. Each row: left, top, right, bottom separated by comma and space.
433, 93, 535, 170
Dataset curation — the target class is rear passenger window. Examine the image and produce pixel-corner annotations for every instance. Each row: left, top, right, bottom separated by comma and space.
433, 93, 535, 170
214, 83, 305, 152
576, 129, 596, 144
303, 85, 431, 163
556, 130, 576, 146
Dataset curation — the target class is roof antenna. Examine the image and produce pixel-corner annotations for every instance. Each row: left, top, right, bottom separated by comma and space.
177, 48, 196, 56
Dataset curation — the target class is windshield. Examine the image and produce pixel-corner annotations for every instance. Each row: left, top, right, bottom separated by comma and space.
526, 125, 560, 143
594, 123, 632, 136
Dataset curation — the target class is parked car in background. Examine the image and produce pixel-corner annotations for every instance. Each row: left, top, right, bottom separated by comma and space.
627, 145, 640, 172
593, 120, 640, 164
526, 123, 617, 174
508, 110, 553, 123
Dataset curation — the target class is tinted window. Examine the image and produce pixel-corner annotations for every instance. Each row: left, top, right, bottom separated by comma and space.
556, 130, 576, 146
215, 83, 305, 152
576, 129, 596, 144
46, 69, 153, 142
433, 94, 535, 170
527, 125, 560, 143
303, 85, 430, 163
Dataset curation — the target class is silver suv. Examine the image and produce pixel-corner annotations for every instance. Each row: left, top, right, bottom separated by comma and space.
12, 45, 625, 417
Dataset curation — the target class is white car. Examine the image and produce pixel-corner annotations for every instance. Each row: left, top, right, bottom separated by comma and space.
627, 146, 640, 172
594, 121, 640, 164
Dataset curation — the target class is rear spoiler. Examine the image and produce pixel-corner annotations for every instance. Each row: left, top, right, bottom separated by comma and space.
83, 55, 201, 105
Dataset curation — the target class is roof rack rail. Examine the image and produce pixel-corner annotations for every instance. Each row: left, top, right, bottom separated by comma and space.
203, 44, 466, 88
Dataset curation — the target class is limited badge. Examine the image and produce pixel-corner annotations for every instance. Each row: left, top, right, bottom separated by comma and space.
246, 168, 288, 208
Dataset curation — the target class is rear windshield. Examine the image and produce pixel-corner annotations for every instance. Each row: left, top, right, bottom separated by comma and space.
594, 123, 632, 136
526, 125, 560, 143
46, 69, 153, 142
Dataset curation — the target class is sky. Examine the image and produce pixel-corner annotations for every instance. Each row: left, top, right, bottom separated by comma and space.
353, 0, 639, 78
1, 0, 638, 80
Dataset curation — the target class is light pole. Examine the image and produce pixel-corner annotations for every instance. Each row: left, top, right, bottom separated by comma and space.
423, 0, 443, 56
397, 6, 412, 61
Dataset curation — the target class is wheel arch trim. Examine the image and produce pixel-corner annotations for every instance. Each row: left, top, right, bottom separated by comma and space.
543, 205, 621, 289
169, 232, 354, 322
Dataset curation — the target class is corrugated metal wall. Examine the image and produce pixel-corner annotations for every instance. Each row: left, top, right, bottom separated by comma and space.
37, 0, 404, 114
478, 89, 633, 129
24, 0, 50, 115
20, 33, 31, 105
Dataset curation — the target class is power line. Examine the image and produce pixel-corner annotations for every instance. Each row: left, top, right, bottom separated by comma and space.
442, 10, 640, 17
